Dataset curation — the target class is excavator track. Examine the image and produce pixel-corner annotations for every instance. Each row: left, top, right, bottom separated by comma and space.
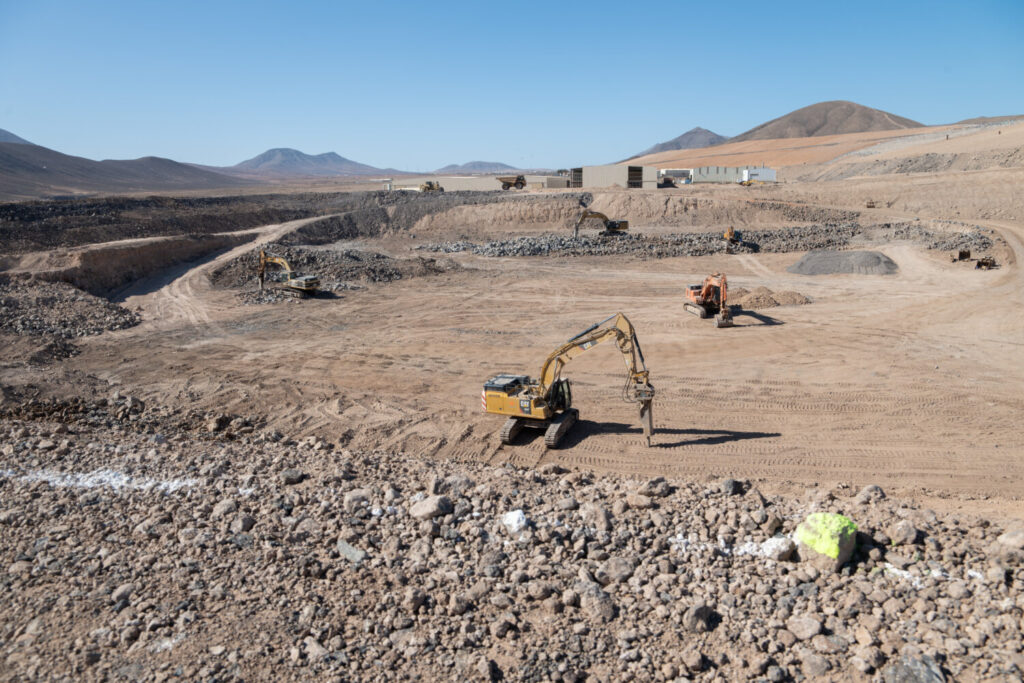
684, 302, 708, 318
500, 417, 523, 445
544, 409, 578, 449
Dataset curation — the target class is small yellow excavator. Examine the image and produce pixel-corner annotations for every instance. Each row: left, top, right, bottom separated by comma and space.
482, 312, 655, 448
419, 181, 444, 193
257, 250, 320, 298
573, 209, 630, 238
684, 273, 734, 328
724, 226, 743, 253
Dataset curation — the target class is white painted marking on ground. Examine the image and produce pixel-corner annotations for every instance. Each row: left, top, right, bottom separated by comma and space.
0, 468, 197, 493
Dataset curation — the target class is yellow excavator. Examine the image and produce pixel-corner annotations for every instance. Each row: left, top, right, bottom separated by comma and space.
257, 250, 320, 298
724, 226, 743, 253
573, 209, 630, 238
482, 313, 655, 448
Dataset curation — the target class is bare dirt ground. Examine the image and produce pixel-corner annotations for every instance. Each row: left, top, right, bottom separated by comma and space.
3, 176, 1020, 519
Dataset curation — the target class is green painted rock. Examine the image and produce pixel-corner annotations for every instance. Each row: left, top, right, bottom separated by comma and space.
794, 512, 858, 572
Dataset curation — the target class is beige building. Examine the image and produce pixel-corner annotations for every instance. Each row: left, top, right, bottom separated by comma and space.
568, 165, 658, 189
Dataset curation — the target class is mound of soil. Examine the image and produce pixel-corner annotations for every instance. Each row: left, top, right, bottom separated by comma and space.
0, 276, 140, 338
788, 250, 898, 275
730, 286, 811, 309
209, 244, 460, 297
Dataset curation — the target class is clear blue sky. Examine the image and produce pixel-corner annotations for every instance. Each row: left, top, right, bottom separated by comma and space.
1, 0, 1022, 171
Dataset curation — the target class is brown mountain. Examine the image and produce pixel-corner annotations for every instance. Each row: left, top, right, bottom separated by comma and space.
0, 142, 256, 200
730, 101, 924, 143
631, 127, 728, 159
227, 148, 400, 177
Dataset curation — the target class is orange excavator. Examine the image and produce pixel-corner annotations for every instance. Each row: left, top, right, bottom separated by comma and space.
684, 273, 734, 328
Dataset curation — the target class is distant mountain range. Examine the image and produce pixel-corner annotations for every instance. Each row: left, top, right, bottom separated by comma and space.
630, 101, 926, 159
224, 148, 401, 177
0, 140, 253, 201
435, 161, 517, 174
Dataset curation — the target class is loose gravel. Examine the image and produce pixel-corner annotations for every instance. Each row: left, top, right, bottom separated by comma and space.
0, 397, 1021, 681
788, 251, 900, 276
209, 244, 460, 301
418, 222, 996, 261
0, 276, 139, 338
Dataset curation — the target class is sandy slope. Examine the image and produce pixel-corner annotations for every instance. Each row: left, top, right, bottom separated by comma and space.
626, 126, 957, 170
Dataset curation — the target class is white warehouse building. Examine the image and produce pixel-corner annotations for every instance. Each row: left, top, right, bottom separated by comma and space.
691, 165, 777, 183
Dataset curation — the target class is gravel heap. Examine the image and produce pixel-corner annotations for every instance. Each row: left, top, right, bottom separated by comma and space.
788, 251, 900, 276
873, 222, 995, 253
209, 245, 459, 299
1, 399, 1022, 681
419, 222, 998, 261
0, 277, 140, 338
418, 224, 864, 259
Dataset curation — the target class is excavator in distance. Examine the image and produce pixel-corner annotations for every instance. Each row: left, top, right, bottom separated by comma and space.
482, 313, 655, 448
573, 209, 630, 238
724, 226, 743, 253
684, 273, 734, 328
257, 250, 320, 298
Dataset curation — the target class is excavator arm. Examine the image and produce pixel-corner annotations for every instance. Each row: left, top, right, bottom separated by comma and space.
573, 210, 611, 238
536, 312, 655, 443
259, 250, 294, 276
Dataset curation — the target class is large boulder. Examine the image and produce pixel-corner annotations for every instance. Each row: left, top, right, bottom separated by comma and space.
794, 512, 858, 572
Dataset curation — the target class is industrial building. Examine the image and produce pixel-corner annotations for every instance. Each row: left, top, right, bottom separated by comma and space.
691, 165, 776, 184
568, 165, 658, 189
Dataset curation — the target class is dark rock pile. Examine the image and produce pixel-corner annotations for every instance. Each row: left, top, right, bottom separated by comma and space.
209, 244, 459, 299
419, 222, 998, 261
418, 224, 865, 259
0, 277, 139, 338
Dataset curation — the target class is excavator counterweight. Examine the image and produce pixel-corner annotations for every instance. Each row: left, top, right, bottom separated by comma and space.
482, 313, 655, 448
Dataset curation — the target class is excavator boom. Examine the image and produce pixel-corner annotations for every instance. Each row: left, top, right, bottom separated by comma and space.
573, 209, 629, 238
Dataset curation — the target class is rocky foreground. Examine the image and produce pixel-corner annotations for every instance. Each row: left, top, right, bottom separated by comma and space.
1, 399, 1022, 682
